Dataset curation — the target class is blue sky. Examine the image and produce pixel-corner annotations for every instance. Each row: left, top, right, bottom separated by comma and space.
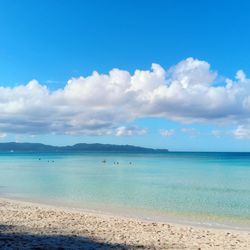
1, 0, 250, 151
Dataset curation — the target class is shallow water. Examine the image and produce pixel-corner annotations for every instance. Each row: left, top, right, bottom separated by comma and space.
1, 152, 250, 228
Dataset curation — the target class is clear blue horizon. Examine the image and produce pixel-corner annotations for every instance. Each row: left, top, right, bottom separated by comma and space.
1, 0, 250, 151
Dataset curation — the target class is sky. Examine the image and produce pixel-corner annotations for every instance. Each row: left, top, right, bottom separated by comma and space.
1, 0, 250, 151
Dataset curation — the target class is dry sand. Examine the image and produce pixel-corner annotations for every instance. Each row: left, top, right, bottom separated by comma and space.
0, 198, 250, 249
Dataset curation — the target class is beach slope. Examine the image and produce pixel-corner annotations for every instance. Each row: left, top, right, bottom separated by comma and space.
0, 198, 249, 249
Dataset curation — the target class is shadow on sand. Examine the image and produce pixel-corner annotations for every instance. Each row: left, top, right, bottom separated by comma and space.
0, 224, 147, 250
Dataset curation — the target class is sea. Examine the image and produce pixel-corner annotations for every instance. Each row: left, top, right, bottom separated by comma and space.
1, 151, 250, 230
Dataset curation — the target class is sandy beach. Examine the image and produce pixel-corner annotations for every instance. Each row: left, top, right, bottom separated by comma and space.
0, 198, 249, 249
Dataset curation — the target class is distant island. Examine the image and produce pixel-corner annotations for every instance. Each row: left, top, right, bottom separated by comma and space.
0, 142, 168, 153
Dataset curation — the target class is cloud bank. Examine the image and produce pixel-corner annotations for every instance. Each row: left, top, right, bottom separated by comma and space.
0, 57, 250, 136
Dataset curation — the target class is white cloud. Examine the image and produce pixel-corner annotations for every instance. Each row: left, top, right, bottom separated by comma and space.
236, 70, 246, 82
115, 126, 147, 136
233, 125, 250, 139
1, 57, 250, 136
0, 133, 7, 139
159, 129, 175, 137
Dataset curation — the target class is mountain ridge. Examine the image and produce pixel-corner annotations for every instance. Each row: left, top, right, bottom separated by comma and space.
0, 142, 168, 153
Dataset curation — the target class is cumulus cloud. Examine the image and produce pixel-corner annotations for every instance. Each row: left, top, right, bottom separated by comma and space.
159, 129, 175, 137
233, 125, 250, 139
1, 57, 250, 136
115, 126, 147, 136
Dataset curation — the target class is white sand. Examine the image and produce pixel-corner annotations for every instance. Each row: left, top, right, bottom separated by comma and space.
0, 198, 250, 249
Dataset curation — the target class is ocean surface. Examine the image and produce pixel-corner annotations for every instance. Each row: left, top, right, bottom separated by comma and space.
1, 151, 250, 229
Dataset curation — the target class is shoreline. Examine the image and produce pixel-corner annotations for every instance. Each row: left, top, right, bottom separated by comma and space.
2, 194, 250, 232
1, 197, 250, 249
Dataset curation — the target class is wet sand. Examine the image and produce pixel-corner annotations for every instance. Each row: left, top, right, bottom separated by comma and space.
0, 198, 250, 249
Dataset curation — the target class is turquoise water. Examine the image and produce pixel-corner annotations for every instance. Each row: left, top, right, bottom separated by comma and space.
1, 152, 250, 227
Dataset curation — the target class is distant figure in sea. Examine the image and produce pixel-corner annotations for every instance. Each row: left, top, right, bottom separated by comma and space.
102, 160, 106, 163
